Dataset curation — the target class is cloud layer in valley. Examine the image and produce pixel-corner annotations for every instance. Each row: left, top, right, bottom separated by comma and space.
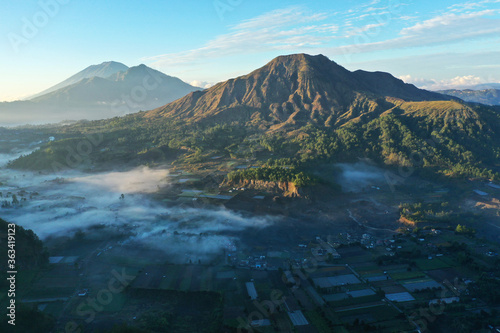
335, 161, 387, 193
0, 161, 277, 263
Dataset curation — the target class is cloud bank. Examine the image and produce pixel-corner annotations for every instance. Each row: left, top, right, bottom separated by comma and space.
399, 74, 500, 90
0, 162, 277, 263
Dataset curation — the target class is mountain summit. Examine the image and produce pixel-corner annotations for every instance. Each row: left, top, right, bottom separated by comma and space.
0, 63, 199, 125
149, 54, 451, 128
31, 64, 198, 112
28, 61, 129, 99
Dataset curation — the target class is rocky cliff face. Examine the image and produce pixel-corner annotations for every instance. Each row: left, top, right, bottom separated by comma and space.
398, 216, 416, 226
145, 54, 451, 129
230, 179, 302, 197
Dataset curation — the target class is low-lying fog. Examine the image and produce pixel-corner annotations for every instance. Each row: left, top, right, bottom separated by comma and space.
1, 148, 391, 263
0, 152, 277, 263
335, 161, 387, 193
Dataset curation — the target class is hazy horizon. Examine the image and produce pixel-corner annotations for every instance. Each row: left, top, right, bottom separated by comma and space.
2, 0, 500, 102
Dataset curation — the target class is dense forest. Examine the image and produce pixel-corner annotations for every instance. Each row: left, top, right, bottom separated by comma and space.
8, 105, 500, 184
0, 218, 49, 270
227, 166, 320, 187
0, 219, 53, 333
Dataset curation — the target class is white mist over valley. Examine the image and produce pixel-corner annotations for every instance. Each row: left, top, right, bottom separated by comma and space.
0, 152, 277, 263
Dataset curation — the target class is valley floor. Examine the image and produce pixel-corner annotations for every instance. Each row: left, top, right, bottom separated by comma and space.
1, 158, 500, 332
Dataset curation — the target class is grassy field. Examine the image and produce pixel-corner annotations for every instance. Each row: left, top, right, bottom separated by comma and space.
159, 265, 183, 289
378, 319, 415, 333
223, 290, 248, 308
255, 281, 274, 296
142, 265, 253, 293
415, 258, 451, 270
328, 294, 382, 308
347, 283, 373, 291
305, 310, 335, 333
125, 289, 223, 333
355, 266, 383, 275
341, 254, 376, 265
42, 301, 65, 317
338, 304, 397, 321
101, 292, 127, 312
156, 265, 221, 291
198, 266, 215, 291
17, 269, 39, 288
338, 304, 413, 332
389, 270, 426, 280
103, 253, 160, 266
178, 266, 194, 291
437, 256, 458, 267
24, 286, 75, 299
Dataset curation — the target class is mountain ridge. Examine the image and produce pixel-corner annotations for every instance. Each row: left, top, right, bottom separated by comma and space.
28, 61, 129, 100
146, 53, 453, 129
31, 64, 198, 107
9, 53, 500, 181
0, 63, 200, 125
438, 88, 500, 106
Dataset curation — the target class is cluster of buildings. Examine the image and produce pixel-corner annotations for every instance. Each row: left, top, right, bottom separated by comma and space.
238, 255, 268, 270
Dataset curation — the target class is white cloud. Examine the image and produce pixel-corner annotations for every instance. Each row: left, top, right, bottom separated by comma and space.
398, 75, 436, 87
143, 6, 337, 68
71, 167, 169, 194
364, 6, 389, 13
345, 22, 387, 37
342, 0, 395, 21
190, 80, 215, 89
448, 0, 500, 13
332, 9, 500, 55
139, 1, 500, 85
445, 75, 484, 88
234, 7, 327, 30
400, 10, 497, 35
398, 15, 418, 21
399, 74, 500, 90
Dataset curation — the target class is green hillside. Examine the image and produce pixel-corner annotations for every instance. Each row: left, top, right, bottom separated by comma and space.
8, 54, 500, 182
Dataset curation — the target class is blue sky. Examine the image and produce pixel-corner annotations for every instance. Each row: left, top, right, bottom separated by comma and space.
1, 0, 500, 101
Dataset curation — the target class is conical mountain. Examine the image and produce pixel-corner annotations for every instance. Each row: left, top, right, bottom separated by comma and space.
139, 54, 499, 178
0, 63, 200, 125
28, 61, 129, 99
148, 54, 451, 128
32, 64, 198, 111
107, 64, 199, 108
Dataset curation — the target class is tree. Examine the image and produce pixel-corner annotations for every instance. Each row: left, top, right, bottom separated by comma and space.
455, 224, 476, 235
